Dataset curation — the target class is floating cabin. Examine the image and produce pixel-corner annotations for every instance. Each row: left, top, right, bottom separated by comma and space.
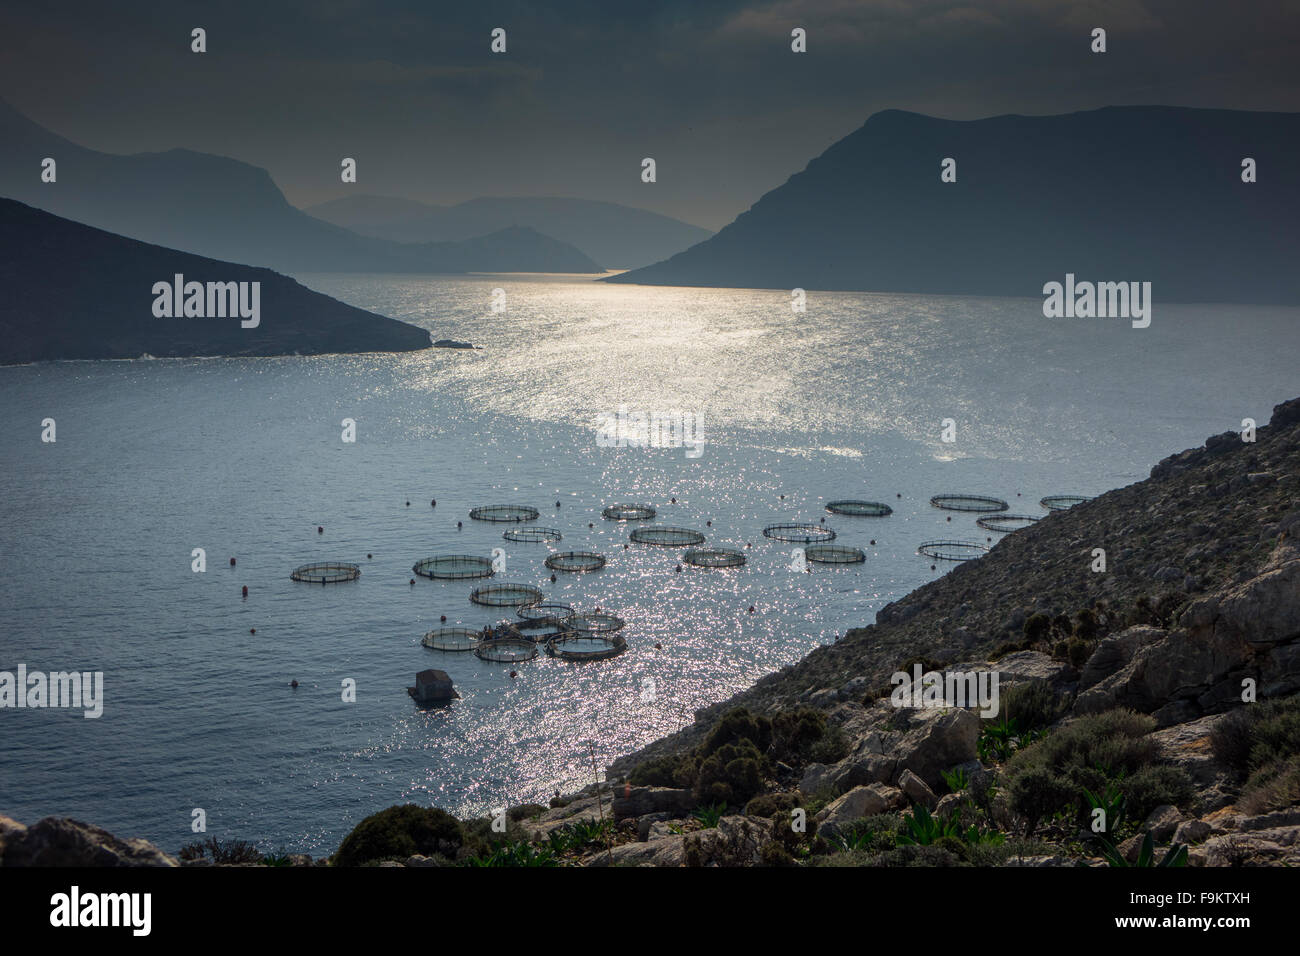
409, 669, 459, 704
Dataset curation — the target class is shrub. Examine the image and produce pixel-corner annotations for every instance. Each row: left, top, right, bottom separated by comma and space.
1211, 694, 1300, 779
1023, 613, 1051, 644
1000, 680, 1069, 733
702, 708, 772, 757
695, 740, 766, 805
1241, 754, 1300, 814
1066, 636, 1094, 669
333, 805, 463, 866
744, 791, 803, 819
628, 752, 697, 789
771, 707, 829, 765
1074, 608, 1100, 641
178, 836, 263, 865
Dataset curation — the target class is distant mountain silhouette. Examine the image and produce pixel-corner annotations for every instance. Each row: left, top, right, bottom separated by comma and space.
0, 100, 601, 274
0, 198, 431, 363
606, 107, 1300, 304
306, 194, 712, 269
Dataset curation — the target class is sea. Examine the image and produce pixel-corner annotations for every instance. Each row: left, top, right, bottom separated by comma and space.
1, 273, 1296, 855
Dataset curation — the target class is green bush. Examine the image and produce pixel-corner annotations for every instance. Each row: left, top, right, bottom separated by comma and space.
1000, 680, 1069, 733
744, 791, 804, 818
1074, 608, 1100, 641
695, 740, 767, 805
703, 708, 772, 757
771, 707, 828, 765
333, 805, 463, 866
1023, 614, 1051, 644
628, 752, 697, 789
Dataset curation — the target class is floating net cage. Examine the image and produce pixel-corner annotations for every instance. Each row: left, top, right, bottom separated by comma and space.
804, 544, 867, 564
929, 494, 1009, 513
602, 503, 657, 521
1041, 495, 1094, 512
469, 582, 545, 607
474, 638, 539, 662
569, 613, 626, 634
413, 554, 495, 580
917, 540, 991, 561
517, 602, 575, 624
547, 632, 627, 662
503, 527, 563, 543
290, 562, 361, 584
825, 500, 893, 517
515, 618, 572, 643
976, 514, 1041, 533
682, 547, 747, 568
763, 523, 837, 543
629, 526, 706, 547
469, 504, 541, 523
421, 627, 480, 652
545, 551, 607, 573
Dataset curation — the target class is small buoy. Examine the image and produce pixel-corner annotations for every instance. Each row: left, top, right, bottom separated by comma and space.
671, 497, 676, 504
550, 574, 557, 582
367, 553, 372, 559
1017, 492, 1021, 496
250, 628, 256, 634
897, 493, 901, 498
594, 606, 601, 613
431, 499, 436, 507
675, 565, 682, 573
409, 578, 415, 585
746, 542, 751, 548
440, 615, 446, 622
987, 537, 992, 542
241, 585, 248, 597
317, 526, 323, 534
748, 606, 755, 614
555, 501, 561, 507
509, 670, 518, 679
780, 494, 785, 500
706, 520, 712, 527
623, 543, 629, 550
870, 539, 876, 546
229, 557, 236, 567
290, 680, 298, 689
457, 521, 462, 529
406, 501, 410, 506
947, 516, 951, 522
654, 642, 662, 650
588, 522, 594, 528
931, 564, 937, 570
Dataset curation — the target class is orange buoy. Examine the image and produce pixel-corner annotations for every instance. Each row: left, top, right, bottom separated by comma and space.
241, 585, 248, 597
229, 557, 236, 566
250, 627, 256, 634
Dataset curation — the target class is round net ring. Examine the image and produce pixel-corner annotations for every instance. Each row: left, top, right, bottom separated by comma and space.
544, 551, 607, 573
469, 583, 545, 607
804, 544, 867, 564
917, 539, 990, 561
602, 503, 657, 521
413, 554, 495, 580
515, 618, 572, 643
976, 514, 1041, 533
682, 547, 747, 568
762, 523, 837, 543
569, 613, 626, 634
290, 562, 361, 584
546, 632, 627, 661
629, 526, 706, 546
474, 638, 539, 662
421, 627, 480, 651
469, 504, 541, 523
1040, 495, 1094, 512
516, 602, 575, 624
929, 494, 1009, 513
825, 500, 893, 517
503, 527, 563, 543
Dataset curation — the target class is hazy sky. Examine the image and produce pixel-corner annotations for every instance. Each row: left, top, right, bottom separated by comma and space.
2, 0, 1298, 230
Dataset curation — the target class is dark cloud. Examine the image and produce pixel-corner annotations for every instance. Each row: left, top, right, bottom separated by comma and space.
2, 0, 1297, 229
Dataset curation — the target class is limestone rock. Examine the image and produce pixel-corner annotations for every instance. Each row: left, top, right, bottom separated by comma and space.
1, 817, 178, 867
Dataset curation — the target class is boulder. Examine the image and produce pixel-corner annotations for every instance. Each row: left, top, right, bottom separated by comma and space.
612, 787, 697, 821
1078, 626, 1166, 690
1, 817, 178, 867
898, 769, 938, 809
888, 707, 981, 789
589, 834, 685, 867
1142, 805, 1185, 842
815, 784, 902, 838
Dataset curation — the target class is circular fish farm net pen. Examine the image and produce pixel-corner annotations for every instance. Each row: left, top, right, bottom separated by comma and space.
290, 562, 361, 584
602, 503, 657, 521
547, 632, 627, 662
826, 500, 893, 517
629, 526, 706, 547
469, 583, 546, 607
469, 504, 541, 523
516, 602, 575, 624
917, 540, 991, 561
682, 547, 747, 568
413, 554, 495, 580
763, 523, 837, 543
421, 627, 480, 652
515, 619, 572, 643
569, 613, 626, 634
804, 544, 867, 564
503, 527, 563, 543
474, 638, 539, 663
1041, 495, 1094, 511
545, 551, 607, 573
976, 514, 1041, 533
929, 495, 1009, 513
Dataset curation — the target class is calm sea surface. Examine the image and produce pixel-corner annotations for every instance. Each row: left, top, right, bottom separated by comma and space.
1, 275, 1296, 854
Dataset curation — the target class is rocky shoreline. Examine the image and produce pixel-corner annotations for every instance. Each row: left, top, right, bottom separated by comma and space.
4, 396, 1298, 867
